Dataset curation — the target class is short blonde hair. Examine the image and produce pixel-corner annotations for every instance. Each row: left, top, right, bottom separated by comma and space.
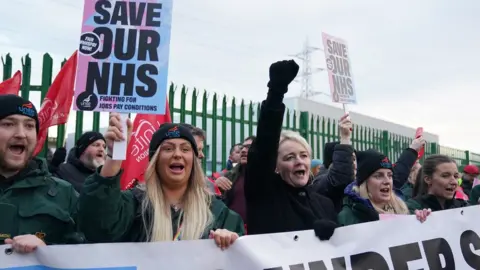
279, 130, 312, 156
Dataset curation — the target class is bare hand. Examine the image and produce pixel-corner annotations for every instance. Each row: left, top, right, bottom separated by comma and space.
209, 229, 239, 250
415, 208, 432, 223
215, 177, 232, 191
339, 114, 352, 139
410, 136, 427, 152
105, 113, 133, 153
5, 235, 46, 254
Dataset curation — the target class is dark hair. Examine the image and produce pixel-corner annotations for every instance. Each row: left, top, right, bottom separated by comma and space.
229, 143, 242, 154
423, 154, 456, 178
244, 135, 256, 142
413, 154, 456, 197
412, 167, 427, 197
180, 124, 206, 141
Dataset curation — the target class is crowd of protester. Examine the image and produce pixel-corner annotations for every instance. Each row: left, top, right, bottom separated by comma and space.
1, 60, 477, 255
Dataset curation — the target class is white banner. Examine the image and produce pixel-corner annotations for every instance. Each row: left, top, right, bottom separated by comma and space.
322, 32, 357, 105
2, 207, 480, 269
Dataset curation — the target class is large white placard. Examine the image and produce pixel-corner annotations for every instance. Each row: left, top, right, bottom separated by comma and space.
2, 207, 480, 269
322, 32, 357, 105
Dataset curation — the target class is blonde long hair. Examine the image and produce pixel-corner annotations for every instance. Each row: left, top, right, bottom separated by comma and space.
353, 182, 409, 215
140, 148, 213, 242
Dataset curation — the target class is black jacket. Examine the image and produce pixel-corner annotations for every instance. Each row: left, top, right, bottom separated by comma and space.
54, 148, 95, 193
245, 95, 337, 235
392, 148, 419, 190
461, 179, 473, 197
406, 194, 467, 212
311, 144, 354, 212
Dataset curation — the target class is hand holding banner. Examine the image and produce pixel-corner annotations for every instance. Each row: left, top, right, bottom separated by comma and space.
3, 207, 480, 269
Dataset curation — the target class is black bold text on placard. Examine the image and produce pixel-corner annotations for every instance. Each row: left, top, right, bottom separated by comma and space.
389, 242, 422, 270
85, 0, 163, 98
262, 229, 480, 270
460, 230, 480, 268
326, 39, 354, 96
422, 238, 455, 269
350, 251, 389, 270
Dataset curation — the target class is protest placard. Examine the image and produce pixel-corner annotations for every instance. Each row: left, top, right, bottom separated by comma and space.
74, 0, 173, 115
322, 32, 357, 105
2, 207, 480, 269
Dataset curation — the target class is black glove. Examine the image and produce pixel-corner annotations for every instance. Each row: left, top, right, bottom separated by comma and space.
313, 219, 338, 241
51, 147, 67, 167
267, 60, 300, 93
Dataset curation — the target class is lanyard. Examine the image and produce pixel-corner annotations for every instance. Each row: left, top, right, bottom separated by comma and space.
173, 211, 184, 241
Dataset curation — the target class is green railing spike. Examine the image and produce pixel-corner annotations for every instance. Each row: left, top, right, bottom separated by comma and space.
6, 54, 479, 173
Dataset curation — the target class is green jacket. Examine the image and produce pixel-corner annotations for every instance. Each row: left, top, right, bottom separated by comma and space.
469, 185, 480, 205
78, 168, 245, 243
406, 194, 467, 213
337, 183, 379, 226
400, 182, 414, 201
0, 158, 82, 244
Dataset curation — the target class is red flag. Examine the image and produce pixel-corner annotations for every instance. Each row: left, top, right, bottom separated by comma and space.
120, 101, 171, 190
34, 51, 77, 156
0, 71, 21, 95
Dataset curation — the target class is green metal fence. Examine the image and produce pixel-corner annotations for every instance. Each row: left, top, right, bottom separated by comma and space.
2, 53, 480, 173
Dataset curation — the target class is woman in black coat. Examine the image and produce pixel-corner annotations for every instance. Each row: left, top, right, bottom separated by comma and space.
245, 60, 338, 240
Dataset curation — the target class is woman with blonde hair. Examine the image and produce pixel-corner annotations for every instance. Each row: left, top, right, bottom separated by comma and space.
77, 114, 244, 249
338, 149, 430, 226
245, 60, 338, 241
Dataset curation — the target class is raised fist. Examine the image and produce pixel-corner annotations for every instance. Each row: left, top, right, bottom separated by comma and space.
267, 60, 300, 92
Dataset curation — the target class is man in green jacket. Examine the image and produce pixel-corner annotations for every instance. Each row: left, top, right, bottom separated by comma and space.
0, 95, 82, 254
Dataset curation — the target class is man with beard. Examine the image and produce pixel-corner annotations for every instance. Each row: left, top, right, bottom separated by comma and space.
0, 95, 82, 253
55, 131, 106, 193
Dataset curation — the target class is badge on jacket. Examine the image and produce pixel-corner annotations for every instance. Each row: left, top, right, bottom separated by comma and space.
35, 232, 46, 241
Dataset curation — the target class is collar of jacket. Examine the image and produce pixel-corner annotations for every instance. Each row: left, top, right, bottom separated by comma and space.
282, 179, 311, 196
67, 148, 95, 173
414, 194, 460, 211
3, 158, 50, 190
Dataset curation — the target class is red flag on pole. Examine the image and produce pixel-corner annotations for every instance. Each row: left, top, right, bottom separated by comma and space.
0, 71, 22, 95
120, 101, 171, 190
34, 51, 78, 156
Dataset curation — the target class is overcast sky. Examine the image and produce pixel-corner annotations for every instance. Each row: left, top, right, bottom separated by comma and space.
1, 0, 479, 152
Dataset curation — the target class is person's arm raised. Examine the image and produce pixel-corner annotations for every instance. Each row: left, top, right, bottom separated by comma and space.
101, 113, 132, 177
77, 113, 135, 243
245, 60, 299, 200
316, 115, 355, 200
393, 136, 425, 189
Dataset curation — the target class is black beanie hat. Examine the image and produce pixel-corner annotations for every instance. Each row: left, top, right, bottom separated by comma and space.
0, 94, 39, 133
356, 149, 393, 186
75, 131, 106, 157
323, 141, 339, 168
149, 123, 198, 160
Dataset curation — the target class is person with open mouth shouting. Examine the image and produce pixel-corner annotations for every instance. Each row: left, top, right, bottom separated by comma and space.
406, 154, 467, 212
244, 60, 339, 241
77, 116, 244, 249
0, 95, 83, 254
338, 149, 431, 226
